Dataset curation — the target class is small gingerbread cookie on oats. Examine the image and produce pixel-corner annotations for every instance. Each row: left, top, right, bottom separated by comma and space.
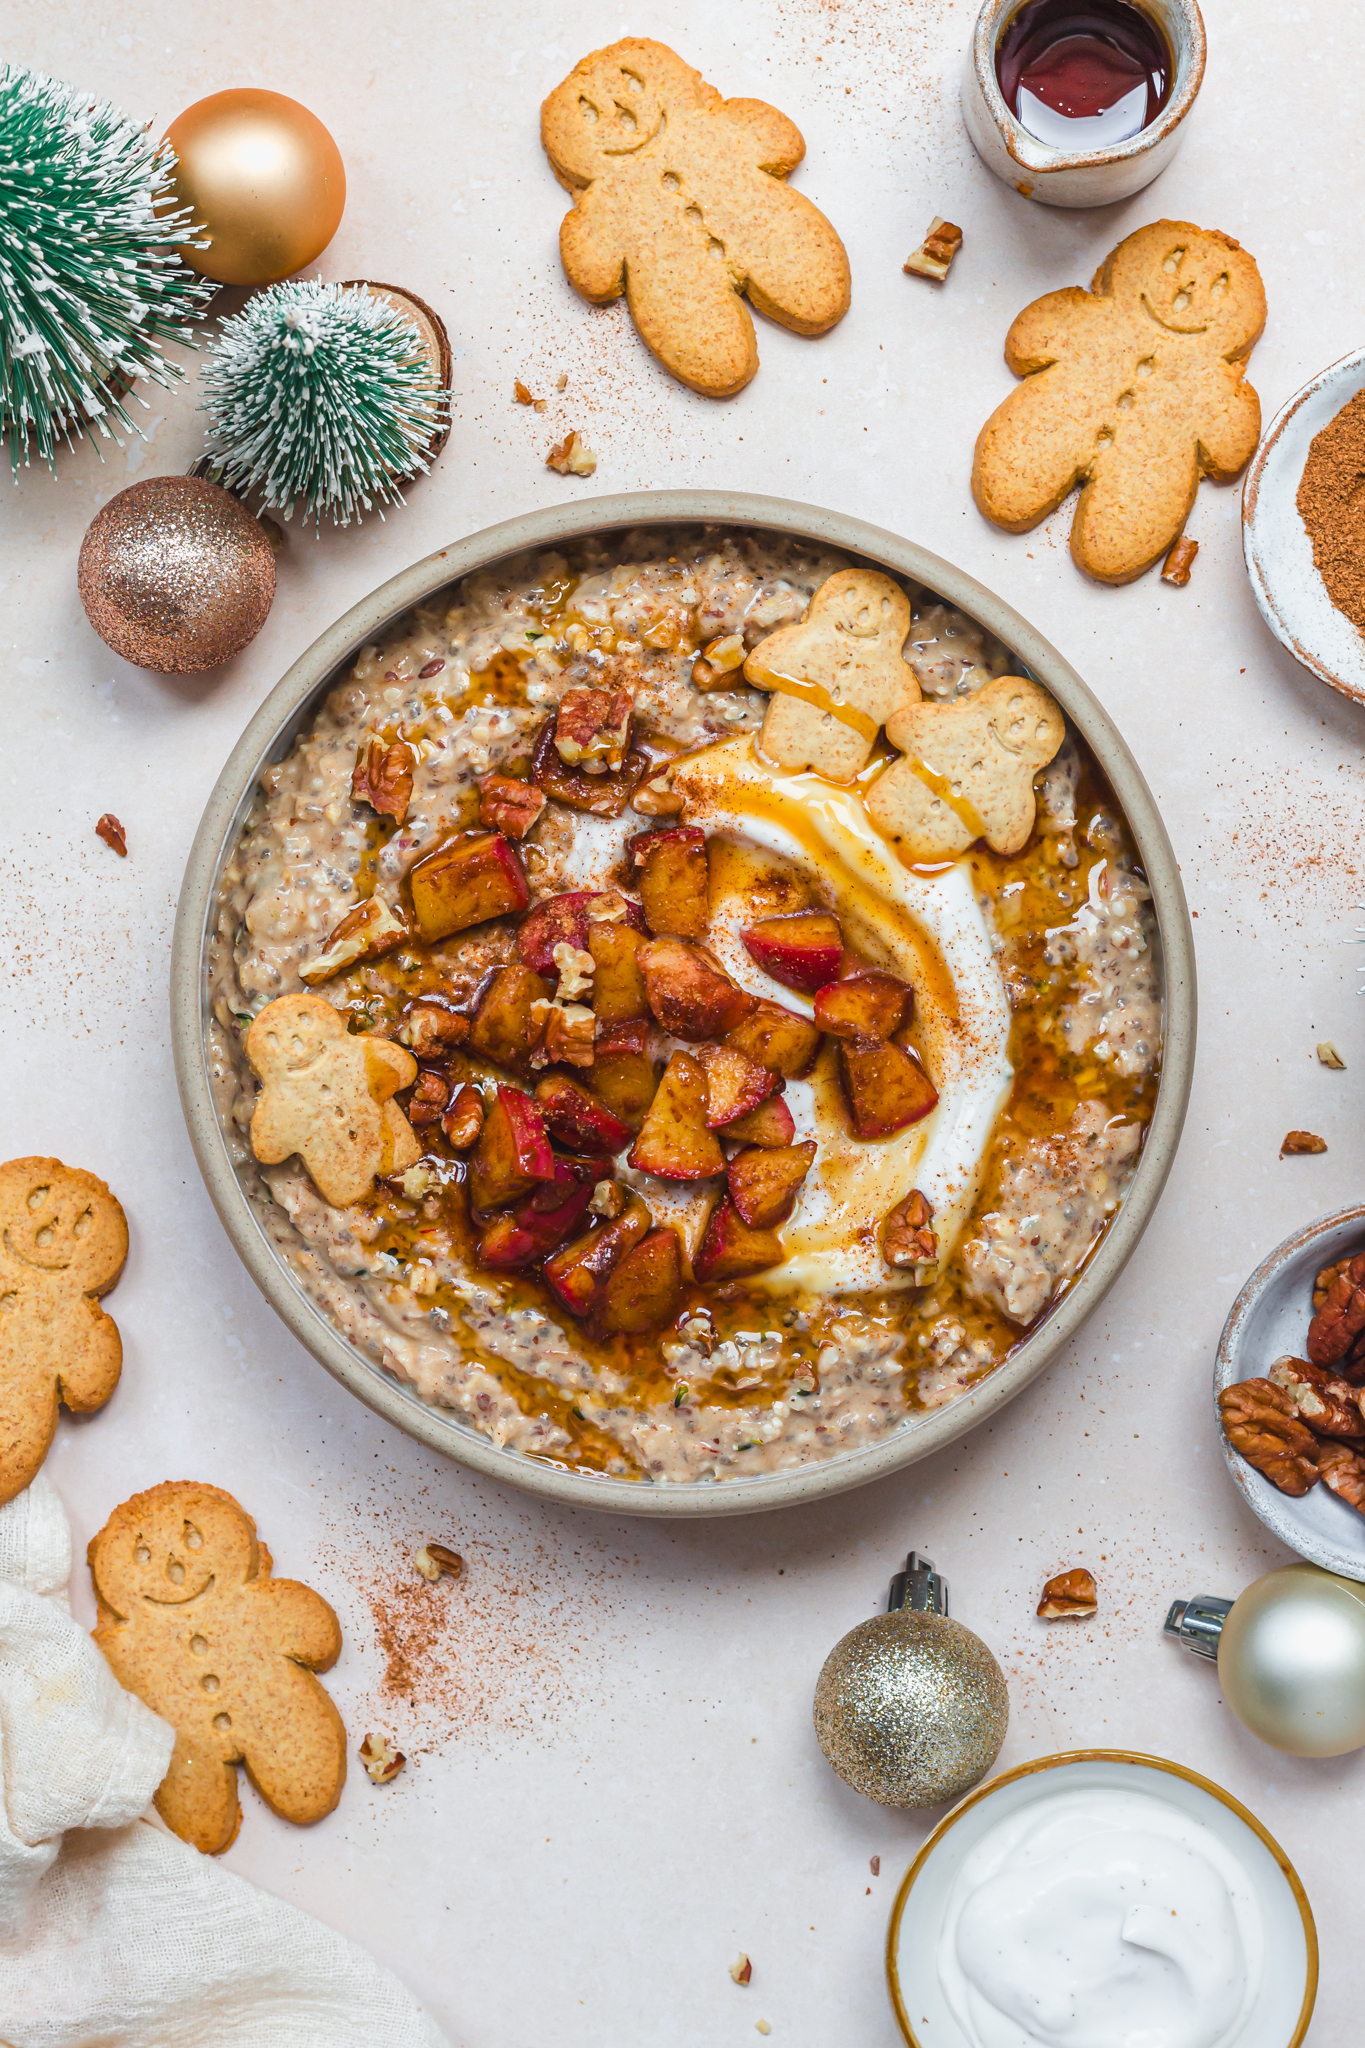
867, 674, 1065, 860
541, 38, 849, 398
246, 992, 420, 1208
0, 1157, 127, 1506
90, 1480, 346, 1855
973, 220, 1265, 585
744, 568, 922, 782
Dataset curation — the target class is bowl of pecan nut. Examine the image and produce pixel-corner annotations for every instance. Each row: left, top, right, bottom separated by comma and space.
1217, 1203, 1365, 1579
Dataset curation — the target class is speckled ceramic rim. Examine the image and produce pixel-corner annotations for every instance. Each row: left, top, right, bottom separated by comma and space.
885, 1749, 1318, 2048
171, 490, 1195, 1519
1242, 344, 1365, 705
1215, 1202, 1365, 1575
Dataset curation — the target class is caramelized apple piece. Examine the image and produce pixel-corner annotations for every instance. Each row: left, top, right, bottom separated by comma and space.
628, 826, 710, 937
639, 939, 756, 1042
628, 1052, 725, 1180
531, 717, 650, 816
590, 1026, 661, 1130
409, 831, 529, 941
719, 1096, 797, 1148
476, 1163, 596, 1268
728, 1140, 816, 1228
588, 1227, 684, 1338
467, 1085, 556, 1208
467, 966, 552, 1073
534, 1073, 632, 1154
543, 1195, 652, 1315
724, 998, 821, 1078
694, 1198, 785, 1282
587, 919, 650, 1025
696, 1042, 780, 1129
813, 972, 912, 1042
742, 911, 843, 995
517, 891, 598, 972
838, 1041, 939, 1139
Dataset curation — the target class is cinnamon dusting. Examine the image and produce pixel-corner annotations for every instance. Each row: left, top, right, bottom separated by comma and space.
1297, 385, 1365, 639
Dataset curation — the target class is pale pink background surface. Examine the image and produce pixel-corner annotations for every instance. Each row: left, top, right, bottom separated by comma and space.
2, 0, 1362, 2039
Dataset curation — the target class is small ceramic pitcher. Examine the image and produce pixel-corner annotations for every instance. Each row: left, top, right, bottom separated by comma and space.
962, 0, 1206, 208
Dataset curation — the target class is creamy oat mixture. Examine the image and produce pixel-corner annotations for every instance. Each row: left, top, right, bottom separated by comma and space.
209, 529, 1162, 1485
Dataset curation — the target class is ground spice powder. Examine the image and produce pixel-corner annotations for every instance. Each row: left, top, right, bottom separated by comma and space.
1297, 386, 1365, 638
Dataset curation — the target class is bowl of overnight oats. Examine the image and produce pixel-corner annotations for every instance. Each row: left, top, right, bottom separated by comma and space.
172, 492, 1194, 1516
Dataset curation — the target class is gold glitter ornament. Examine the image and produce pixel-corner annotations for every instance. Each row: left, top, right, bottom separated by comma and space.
78, 476, 275, 673
1167, 1564, 1365, 1757
164, 89, 345, 288
813, 1553, 1008, 1808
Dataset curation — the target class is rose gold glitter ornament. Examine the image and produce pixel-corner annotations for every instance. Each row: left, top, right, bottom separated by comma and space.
78, 476, 275, 673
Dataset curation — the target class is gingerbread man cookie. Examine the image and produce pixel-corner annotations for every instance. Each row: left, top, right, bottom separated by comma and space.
541, 38, 850, 398
972, 221, 1266, 585
0, 1157, 126, 1506
246, 993, 420, 1208
744, 568, 922, 782
866, 674, 1065, 860
90, 1481, 346, 1855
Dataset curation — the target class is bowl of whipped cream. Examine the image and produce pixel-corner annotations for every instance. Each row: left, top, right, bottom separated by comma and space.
886, 1750, 1316, 2048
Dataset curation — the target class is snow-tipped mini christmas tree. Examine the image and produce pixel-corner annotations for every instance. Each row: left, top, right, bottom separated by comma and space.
199, 280, 448, 527
0, 63, 210, 476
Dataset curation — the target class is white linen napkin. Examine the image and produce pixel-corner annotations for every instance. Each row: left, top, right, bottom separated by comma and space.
0, 1473, 448, 2047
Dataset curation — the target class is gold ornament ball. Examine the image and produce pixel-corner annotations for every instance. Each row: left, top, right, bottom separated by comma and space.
165, 89, 345, 287
78, 477, 276, 674
1219, 1563, 1365, 1758
813, 1611, 1009, 1808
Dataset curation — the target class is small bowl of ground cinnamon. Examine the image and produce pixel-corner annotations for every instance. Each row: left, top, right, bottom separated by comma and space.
1244, 344, 1365, 703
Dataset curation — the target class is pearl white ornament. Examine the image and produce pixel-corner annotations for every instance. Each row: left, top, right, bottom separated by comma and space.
1168, 1563, 1365, 1757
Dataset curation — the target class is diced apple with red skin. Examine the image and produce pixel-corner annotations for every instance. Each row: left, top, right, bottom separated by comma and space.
628, 1051, 725, 1180
693, 1198, 785, 1282
719, 1095, 797, 1148
724, 998, 821, 1078
476, 1163, 596, 1269
628, 827, 710, 938
409, 831, 529, 941
467, 1085, 557, 1209
531, 717, 650, 816
639, 939, 756, 1042
813, 972, 912, 1042
543, 1196, 652, 1316
742, 911, 844, 995
517, 890, 647, 972
467, 965, 552, 1073
838, 1041, 939, 1139
534, 1073, 632, 1154
588, 1228, 684, 1338
728, 1140, 816, 1229
695, 1042, 781, 1129
587, 919, 649, 1025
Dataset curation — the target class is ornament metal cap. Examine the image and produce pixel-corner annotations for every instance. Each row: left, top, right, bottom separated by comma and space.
888, 1551, 949, 1615
1163, 1594, 1234, 1660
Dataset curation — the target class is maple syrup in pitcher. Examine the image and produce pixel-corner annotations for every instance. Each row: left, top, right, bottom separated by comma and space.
996, 0, 1173, 150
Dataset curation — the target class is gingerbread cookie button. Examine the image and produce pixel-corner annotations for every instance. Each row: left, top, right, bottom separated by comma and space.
0, 1156, 127, 1506
89, 1481, 346, 1855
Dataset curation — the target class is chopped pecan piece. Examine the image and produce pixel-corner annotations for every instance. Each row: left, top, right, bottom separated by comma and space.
730, 1954, 753, 1986
1037, 1567, 1097, 1619
552, 942, 595, 1001
1318, 1042, 1347, 1070
300, 896, 410, 985
478, 772, 546, 838
590, 1179, 626, 1221
397, 998, 470, 1059
95, 813, 127, 856
554, 686, 633, 772
441, 1083, 484, 1150
1218, 1378, 1321, 1495
351, 734, 416, 822
359, 1733, 405, 1784
1308, 1251, 1365, 1373
415, 1541, 463, 1581
881, 1190, 937, 1278
1317, 1441, 1365, 1512
1161, 535, 1198, 586
904, 217, 963, 282
631, 773, 686, 818
1281, 1129, 1327, 1155
536, 1001, 596, 1069
1315, 1257, 1352, 1309
407, 1069, 450, 1130
531, 715, 650, 816
1267, 1355, 1365, 1439
514, 380, 535, 405
546, 430, 596, 476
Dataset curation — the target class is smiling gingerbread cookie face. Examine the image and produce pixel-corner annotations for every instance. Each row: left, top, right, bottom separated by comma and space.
0, 1157, 127, 1506
972, 219, 1266, 585
90, 1480, 346, 1855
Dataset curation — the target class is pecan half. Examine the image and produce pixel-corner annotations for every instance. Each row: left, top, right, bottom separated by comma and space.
95, 813, 127, 856
1281, 1129, 1327, 1155
1308, 1252, 1365, 1369
397, 998, 470, 1059
1267, 1355, 1365, 1439
881, 1190, 937, 1278
1218, 1377, 1321, 1495
441, 1083, 484, 1150
554, 686, 633, 772
1317, 1441, 1365, 1513
352, 734, 416, 822
300, 896, 410, 985
406, 1069, 450, 1130
478, 772, 546, 838
1037, 1567, 1097, 1619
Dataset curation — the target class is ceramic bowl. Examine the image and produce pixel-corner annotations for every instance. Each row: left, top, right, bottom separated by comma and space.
1243, 346, 1365, 704
962, 0, 1206, 208
171, 490, 1195, 1519
1216, 1203, 1365, 1578
887, 1750, 1316, 2047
